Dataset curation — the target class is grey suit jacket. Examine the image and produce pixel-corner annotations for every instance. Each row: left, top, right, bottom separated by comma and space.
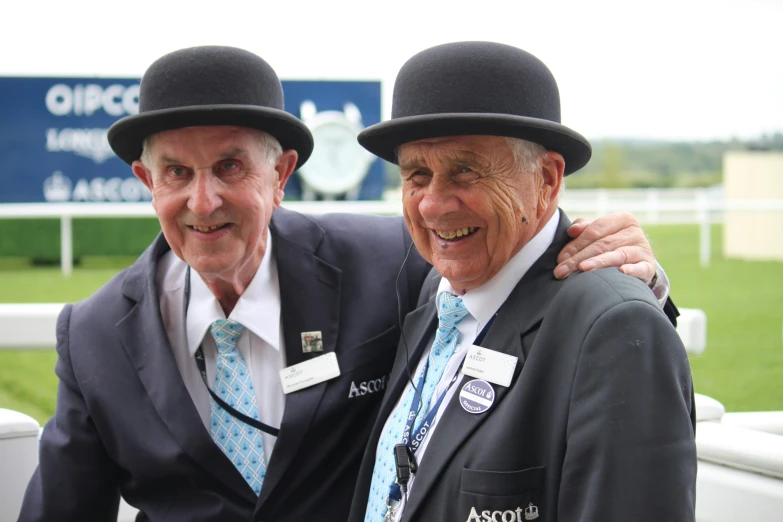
19, 208, 430, 522
349, 211, 696, 522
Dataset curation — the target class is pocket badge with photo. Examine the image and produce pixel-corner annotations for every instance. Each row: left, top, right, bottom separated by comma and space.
301, 331, 324, 353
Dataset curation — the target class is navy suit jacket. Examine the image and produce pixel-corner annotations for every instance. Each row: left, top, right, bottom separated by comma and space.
349, 212, 695, 522
19, 208, 430, 522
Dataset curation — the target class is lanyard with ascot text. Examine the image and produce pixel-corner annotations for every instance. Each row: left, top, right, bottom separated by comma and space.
185, 266, 280, 437
387, 315, 496, 506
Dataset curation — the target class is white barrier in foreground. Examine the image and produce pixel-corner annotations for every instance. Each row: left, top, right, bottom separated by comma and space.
0, 303, 709, 356
0, 409, 39, 522
3, 398, 782, 522
694, 393, 783, 522
8, 305, 777, 522
0, 304, 64, 349
677, 308, 707, 356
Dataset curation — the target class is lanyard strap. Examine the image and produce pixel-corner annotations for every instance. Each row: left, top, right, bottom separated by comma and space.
402, 314, 495, 453
185, 266, 280, 437
388, 315, 496, 502
400, 359, 452, 453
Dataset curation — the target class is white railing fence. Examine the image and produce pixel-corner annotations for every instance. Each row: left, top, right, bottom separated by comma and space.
2, 187, 783, 274
0, 302, 710, 357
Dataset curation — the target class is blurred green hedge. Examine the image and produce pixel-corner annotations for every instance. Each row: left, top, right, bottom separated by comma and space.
0, 218, 161, 263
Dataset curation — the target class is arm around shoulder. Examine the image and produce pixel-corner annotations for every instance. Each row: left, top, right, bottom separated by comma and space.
18, 304, 121, 522
558, 299, 696, 522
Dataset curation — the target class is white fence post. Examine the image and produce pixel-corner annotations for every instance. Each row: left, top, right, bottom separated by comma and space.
60, 215, 72, 276
597, 189, 609, 217
698, 190, 711, 268
647, 189, 660, 223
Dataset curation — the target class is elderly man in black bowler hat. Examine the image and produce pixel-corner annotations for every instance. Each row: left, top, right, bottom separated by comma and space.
349, 42, 695, 522
18, 45, 432, 522
19, 45, 676, 522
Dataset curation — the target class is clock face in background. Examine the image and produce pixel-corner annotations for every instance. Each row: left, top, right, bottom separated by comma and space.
298, 117, 374, 195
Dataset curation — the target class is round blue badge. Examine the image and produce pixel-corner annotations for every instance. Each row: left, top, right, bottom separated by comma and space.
459, 379, 495, 414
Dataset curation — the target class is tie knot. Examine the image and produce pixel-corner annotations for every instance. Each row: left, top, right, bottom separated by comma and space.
209, 319, 246, 353
437, 292, 469, 328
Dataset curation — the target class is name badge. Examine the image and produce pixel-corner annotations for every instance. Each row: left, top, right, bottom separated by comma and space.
462, 345, 517, 387
279, 352, 341, 394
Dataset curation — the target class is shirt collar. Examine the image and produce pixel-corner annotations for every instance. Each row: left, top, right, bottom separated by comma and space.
437, 211, 561, 326
185, 232, 282, 356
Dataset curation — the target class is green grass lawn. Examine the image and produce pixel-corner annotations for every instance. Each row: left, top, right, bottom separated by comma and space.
1, 225, 781, 425
646, 225, 783, 413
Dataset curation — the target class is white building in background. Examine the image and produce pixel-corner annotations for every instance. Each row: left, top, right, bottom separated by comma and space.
723, 151, 783, 261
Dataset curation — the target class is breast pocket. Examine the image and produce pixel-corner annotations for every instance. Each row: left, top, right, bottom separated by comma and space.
458, 466, 545, 522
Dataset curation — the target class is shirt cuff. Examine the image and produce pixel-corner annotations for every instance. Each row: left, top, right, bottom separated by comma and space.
652, 261, 670, 307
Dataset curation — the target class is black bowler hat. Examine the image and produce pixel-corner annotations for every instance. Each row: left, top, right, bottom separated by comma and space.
358, 41, 591, 175
109, 46, 313, 168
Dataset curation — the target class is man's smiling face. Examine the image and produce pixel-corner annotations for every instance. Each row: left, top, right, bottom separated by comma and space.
399, 135, 551, 293
132, 125, 294, 285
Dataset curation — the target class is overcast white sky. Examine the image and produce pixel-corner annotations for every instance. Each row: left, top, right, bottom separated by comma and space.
3, 0, 780, 141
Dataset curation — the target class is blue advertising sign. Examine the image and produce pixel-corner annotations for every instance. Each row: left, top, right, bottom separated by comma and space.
0, 77, 383, 203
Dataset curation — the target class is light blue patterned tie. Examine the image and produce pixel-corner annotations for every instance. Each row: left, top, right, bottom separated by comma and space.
208, 319, 267, 496
365, 292, 469, 521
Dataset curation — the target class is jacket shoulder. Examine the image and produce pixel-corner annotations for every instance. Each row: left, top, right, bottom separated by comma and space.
311, 212, 407, 246
279, 210, 418, 266
67, 263, 138, 328
555, 267, 665, 322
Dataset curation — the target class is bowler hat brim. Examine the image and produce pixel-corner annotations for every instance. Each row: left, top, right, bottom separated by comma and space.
109, 105, 314, 169
358, 113, 591, 175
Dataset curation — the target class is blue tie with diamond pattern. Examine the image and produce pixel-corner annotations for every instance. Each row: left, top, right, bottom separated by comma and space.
208, 319, 267, 496
364, 292, 469, 521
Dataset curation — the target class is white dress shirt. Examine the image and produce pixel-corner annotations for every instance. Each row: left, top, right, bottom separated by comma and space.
157, 234, 286, 458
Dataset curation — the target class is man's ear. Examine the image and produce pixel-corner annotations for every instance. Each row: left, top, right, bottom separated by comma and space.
537, 151, 565, 216
132, 160, 154, 191
273, 149, 299, 208
132, 160, 157, 211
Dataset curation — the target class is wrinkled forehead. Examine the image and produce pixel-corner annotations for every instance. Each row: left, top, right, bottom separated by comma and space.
149, 125, 262, 149
397, 135, 513, 168
145, 125, 266, 162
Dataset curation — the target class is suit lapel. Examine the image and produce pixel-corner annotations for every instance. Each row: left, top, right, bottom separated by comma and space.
117, 234, 256, 502
402, 211, 573, 520
256, 209, 342, 507
350, 290, 438, 513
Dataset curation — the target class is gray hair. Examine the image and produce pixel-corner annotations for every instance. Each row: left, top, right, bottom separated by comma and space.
139, 129, 283, 168
506, 137, 565, 197
393, 136, 546, 174
392, 136, 560, 194
503, 137, 546, 173
504, 137, 563, 196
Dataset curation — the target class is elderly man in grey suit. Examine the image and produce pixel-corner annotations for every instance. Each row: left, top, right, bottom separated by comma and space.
19, 45, 676, 522
350, 42, 696, 522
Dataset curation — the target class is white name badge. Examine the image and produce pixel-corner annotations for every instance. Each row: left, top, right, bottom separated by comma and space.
462, 345, 518, 387
279, 352, 341, 394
